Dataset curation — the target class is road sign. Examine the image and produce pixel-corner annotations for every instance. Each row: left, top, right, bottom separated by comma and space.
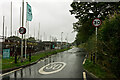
52, 45, 55, 49
19, 27, 26, 34
39, 62, 66, 74
3, 49, 10, 59
92, 18, 102, 27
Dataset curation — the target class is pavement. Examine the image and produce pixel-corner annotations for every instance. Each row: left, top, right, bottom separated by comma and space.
1, 47, 98, 80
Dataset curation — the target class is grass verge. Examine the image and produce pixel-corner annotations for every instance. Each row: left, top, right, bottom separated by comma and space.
83, 59, 117, 79
2, 48, 70, 70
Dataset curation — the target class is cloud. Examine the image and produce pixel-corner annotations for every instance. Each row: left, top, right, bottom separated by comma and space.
0, 0, 76, 43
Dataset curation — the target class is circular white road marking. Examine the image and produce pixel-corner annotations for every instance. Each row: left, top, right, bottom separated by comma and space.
39, 62, 66, 74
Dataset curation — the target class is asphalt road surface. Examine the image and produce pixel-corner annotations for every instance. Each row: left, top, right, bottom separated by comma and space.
2, 47, 97, 80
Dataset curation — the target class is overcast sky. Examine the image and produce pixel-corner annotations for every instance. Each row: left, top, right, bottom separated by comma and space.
0, 0, 77, 43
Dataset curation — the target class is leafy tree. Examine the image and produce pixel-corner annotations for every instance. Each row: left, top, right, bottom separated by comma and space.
98, 14, 120, 78
70, 2, 120, 45
27, 37, 36, 42
7, 36, 21, 42
70, 2, 120, 22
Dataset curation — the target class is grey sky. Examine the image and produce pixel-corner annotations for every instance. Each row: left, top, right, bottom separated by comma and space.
0, 0, 77, 43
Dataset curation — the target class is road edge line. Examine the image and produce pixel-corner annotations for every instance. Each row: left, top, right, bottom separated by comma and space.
84, 69, 100, 79
83, 72, 87, 80
1, 68, 22, 76
83, 58, 86, 64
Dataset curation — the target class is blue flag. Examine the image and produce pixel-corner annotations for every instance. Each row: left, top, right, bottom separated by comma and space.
27, 3, 32, 21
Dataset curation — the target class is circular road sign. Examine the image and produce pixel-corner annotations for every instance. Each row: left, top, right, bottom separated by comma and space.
92, 18, 102, 27
19, 27, 26, 34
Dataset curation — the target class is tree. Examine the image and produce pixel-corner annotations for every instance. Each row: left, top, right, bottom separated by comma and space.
70, 2, 120, 45
7, 36, 21, 42
98, 14, 120, 78
27, 37, 36, 42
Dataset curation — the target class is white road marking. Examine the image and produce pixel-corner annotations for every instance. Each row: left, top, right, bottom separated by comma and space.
38, 61, 41, 63
39, 62, 66, 74
0, 68, 22, 76
41, 60, 44, 62
83, 58, 86, 64
45, 58, 48, 60
83, 72, 87, 80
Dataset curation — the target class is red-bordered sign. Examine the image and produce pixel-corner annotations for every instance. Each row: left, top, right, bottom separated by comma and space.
92, 18, 102, 27
19, 27, 26, 34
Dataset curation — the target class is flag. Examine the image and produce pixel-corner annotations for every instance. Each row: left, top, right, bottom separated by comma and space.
27, 3, 32, 21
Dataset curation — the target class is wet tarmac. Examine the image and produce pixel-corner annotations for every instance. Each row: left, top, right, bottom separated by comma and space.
2, 47, 97, 80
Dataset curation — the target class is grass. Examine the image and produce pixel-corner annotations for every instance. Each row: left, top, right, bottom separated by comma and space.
83, 59, 117, 79
2, 48, 70, 70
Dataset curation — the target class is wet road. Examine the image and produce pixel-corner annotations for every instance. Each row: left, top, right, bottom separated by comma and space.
2, 47, 95, 80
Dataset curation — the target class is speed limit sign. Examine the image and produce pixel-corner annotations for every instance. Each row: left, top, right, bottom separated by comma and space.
92, 18, 102, 27
19, 27, 26, 34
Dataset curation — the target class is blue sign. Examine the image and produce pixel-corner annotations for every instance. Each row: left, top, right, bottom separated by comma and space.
52, 45, 55, 48
3, 49, 10, 59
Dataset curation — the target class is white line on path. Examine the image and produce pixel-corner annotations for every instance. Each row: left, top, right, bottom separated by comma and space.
39, 62, 66, 74
41, 60, 44, 62
38, 61, 41, 63
0, 68, 22, 76
83, 72, 87, 80
45, 58, 48, 60
83, 58, 86, 64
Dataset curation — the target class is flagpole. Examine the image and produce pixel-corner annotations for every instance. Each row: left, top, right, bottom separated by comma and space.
38, 22, 40, 40
28, 22, 29, 38
5, 26, 7, 39
20, 7, 21, 28
11, 1, 12, 36
25, 2, 28, 59
34, 26, 35, 39
3, 16, 5, 41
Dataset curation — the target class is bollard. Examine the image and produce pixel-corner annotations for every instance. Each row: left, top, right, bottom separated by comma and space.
29, 52, 31, 62
91, 53, 93, 61
14, 45, 17, 64
29, 46, 32, 62
93, 53, 95, 64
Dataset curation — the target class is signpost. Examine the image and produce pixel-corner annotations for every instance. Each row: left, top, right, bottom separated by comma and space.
19, 27, 26, 62
19, 27, 26, 34
92, 18, 102, 63
92, 18, 102, 43
3, 49, 10, 59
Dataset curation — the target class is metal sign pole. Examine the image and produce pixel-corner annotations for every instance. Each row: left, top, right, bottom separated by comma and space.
92, 18, 102, 63
21, 34, 23, 62
21, 0, 24, 62
96, 27, 98, 62
96, 27, 97, 50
